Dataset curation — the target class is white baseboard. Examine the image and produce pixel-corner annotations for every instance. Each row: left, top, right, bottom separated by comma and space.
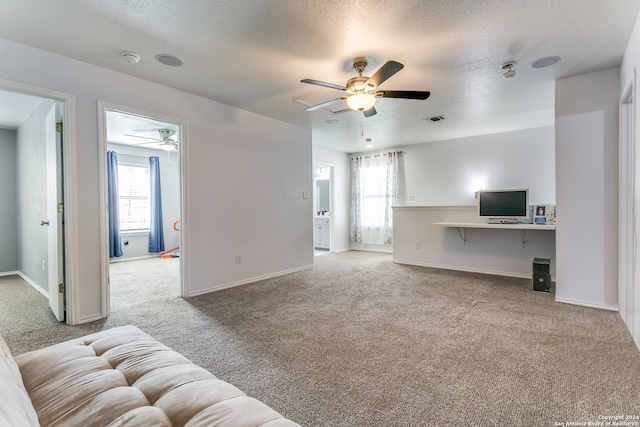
392, 259, 553, 281
333, 248, 350, 253
350, 246, 393, 254
555, 297, 619, 312
188, 264, 314, 297
0, 270, 19, 277
16, 272, 49, 298
77, 313, 107, 324
109, 255, 158, 263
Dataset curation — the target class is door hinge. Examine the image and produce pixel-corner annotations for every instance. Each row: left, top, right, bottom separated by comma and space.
57, 203, 64, 214
59, 283, 65, 293
56, 122, 63, 133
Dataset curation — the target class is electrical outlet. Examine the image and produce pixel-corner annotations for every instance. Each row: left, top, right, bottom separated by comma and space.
408, 194, 415, 201
236, 255, 242, 263
415, 241, 421, 249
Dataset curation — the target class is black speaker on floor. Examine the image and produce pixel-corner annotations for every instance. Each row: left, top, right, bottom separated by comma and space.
532, 258, 551, 292
533, 274, 550, 292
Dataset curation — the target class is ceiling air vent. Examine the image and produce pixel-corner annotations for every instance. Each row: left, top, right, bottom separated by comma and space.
427, 115, 446, 122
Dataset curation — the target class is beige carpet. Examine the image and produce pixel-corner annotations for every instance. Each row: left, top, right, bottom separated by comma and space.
1, 251, 639, 426
109, 256, 180, 311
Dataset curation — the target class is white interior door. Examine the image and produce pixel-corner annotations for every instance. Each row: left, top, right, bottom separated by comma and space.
46, 104, 64, 321
620, 74, 639, 348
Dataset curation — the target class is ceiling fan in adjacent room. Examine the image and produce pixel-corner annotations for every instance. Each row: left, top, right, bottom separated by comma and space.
300, 59, 431, 117
124, 128, 179, 151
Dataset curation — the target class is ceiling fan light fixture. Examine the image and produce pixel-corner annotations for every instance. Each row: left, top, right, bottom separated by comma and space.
346, 93, 376, 111
160, 141, 177, 151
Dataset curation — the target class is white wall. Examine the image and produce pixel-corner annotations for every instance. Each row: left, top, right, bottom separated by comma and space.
0, 129, 18, 272
107, 143, 181, 261
620, 12, 640, 349
312, 145, 350, 253
389, 126, 557, 277
555, 67, 620, 311
0, 37, 313, 323
399, 126, 556, 207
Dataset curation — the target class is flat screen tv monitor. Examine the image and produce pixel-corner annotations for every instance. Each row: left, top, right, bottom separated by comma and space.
477, 189, 529, 223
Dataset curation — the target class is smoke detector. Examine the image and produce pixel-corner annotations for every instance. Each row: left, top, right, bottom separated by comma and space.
122, 52, 140, 64
501, 61, 516, 78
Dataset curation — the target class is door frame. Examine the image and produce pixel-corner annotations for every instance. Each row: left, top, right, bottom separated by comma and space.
620, 70, 639, 347
313, 161, 334, 253
0, 78, 78, 324
97, 101, 188, 317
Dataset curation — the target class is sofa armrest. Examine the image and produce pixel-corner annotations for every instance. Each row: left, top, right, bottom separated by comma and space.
0, 334, 40, 427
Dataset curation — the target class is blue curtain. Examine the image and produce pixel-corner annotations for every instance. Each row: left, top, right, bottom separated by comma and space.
107, 151, 123, 257
149, 156, 165, 252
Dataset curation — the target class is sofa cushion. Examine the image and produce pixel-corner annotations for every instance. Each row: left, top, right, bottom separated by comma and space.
14, 325, 300, 427
0, 334, 40, 427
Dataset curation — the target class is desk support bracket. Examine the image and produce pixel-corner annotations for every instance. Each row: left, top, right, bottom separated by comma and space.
453, 227, 526, 247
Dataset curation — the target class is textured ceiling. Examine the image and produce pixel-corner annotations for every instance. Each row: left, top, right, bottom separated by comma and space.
0, 0, 638, 153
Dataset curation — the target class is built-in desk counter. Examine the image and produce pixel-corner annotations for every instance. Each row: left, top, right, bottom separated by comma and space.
431, 222, 556, 246
392, 206, 556, 279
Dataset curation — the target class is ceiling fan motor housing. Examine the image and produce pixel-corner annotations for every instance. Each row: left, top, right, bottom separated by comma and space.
158, 128, 175, 139
346, 76, 375, 94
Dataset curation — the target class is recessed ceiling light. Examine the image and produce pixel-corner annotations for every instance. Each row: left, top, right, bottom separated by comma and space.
155, 54, 183, 67
531, 56, 560, 69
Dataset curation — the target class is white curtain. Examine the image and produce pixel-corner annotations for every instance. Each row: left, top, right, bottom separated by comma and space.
350, 156, 363, 243
350, 151, 401, 245
384, 151, 400, 244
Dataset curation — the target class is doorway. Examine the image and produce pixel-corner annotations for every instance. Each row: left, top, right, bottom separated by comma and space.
0, 86, 72, 323
313, 162, 333, 255
99, 104, 185, 314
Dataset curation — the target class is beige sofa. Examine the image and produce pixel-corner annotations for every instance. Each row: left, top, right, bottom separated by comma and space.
0, 325, 301, 427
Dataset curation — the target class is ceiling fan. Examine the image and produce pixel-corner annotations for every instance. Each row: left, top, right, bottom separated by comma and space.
124, 128, 179, 151
300, 59, 431, 117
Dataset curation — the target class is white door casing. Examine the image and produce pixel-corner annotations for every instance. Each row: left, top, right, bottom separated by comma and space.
0, 78, 78, 324
97, 101, 188, 318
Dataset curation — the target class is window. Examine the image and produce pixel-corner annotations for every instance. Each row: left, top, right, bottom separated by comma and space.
118, 164, 150, 231
350, 152, 400, 245
360, 165, 388, 227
